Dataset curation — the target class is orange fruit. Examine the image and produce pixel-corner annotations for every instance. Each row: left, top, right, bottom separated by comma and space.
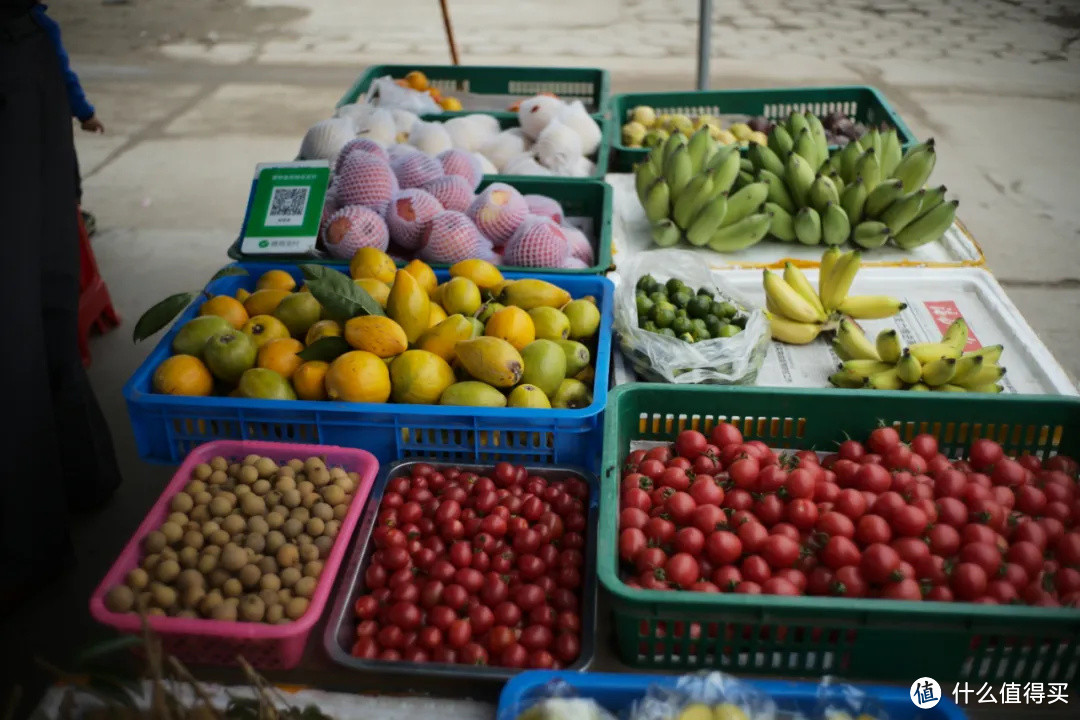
257, 338, 304, 379
244, 288, 290, 317
256, 269, 297, 292
440, 97, 463, 111
199, 295, 249, 329
292, 361, 329, 401
153, 355, 214, 396
405, 70, 429, 91
325, 351, 391, 403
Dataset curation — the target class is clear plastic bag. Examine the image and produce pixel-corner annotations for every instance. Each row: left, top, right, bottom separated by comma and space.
614, 249, 769, 384
366, 76, 442, 115
814, 677, 889, 720
510, 678, 616, 720
629, 672, 779, 720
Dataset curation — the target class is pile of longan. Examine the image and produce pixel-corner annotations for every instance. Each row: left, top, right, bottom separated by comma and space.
104, 454, 358, 624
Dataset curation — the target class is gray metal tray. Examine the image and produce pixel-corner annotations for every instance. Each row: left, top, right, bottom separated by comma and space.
323, 460, 599, 681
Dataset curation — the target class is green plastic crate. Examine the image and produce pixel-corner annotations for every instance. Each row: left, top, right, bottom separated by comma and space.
228, 177, 613, 274
338, 64, 610, 117
599, 383, 1080, 683
609, 86, 916, 172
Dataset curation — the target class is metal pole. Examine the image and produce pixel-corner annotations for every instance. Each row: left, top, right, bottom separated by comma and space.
696, 0, 712, 90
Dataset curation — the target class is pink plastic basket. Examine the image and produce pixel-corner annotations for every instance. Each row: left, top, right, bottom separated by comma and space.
89, 440, 379, 669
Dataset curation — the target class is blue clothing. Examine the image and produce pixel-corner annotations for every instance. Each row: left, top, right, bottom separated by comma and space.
32, 4, 94, 121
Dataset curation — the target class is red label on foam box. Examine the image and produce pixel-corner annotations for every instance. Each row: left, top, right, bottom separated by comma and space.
924, 301, 980, 351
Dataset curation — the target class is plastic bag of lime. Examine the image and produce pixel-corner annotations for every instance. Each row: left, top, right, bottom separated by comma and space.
628, 672, 778, 720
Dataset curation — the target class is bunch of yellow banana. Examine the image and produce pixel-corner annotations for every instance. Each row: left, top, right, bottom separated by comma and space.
830, 317, 1006, 392
763, 247, 906, 344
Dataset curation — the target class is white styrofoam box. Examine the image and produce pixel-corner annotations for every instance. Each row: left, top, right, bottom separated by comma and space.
611, 266, 1076, 395
606, 172, 984, 269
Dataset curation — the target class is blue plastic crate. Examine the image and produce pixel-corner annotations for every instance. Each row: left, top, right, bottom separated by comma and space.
124, 263, 613, 470
497, 671, 968, 720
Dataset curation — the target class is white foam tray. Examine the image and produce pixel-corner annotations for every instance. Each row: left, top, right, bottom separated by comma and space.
610, 266, 1077, 396
606, 172, 985, 269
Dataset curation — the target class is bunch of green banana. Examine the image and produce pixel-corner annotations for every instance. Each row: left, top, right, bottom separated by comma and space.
830, 318, 1006, 392
634, 126, 772, 252
746, 111, 959, 250
763, 247, 906, 344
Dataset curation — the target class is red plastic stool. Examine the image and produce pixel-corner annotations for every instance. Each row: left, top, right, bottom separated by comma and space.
77, 208, 120, 366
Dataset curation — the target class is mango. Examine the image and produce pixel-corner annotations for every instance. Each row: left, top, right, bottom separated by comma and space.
386, 269, 430, 343
243, 288, 290, 317
439, 381, 507, 407
440, 276, 482, 317
498, 279, 570, 310
449, 258, 503, 290
507, 384, 551, 408
455, 337, 524, 388
555, 339, 591, 377
237, 367, 297, 400
344, 315, 408, 358
403, 258, 438, 296
484, 306, 535, 351
528, 306, 571, 341
273, 292, 322, 337
520, 340, 567, 398
242, 314, 291, 349
416, 314, 474, 362
390, 350, 455, 404
172, 315, 232, 358
551, 378, 593, 409
563, 298, 601, 338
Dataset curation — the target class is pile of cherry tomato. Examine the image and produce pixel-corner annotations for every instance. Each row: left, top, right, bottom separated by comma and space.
618, 423, 1080, 605
350, 462, 589, 668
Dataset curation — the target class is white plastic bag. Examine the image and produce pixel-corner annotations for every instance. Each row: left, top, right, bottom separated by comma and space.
815, 677, 890, 720
510, 678, 616, 720
614, 249, 769, 384
629, 672, 779, 720
366, 75, 442, 115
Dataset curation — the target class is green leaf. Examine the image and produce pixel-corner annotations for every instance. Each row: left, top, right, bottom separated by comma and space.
210, 266, 250, 282
133, 292, 195, 343
300, 264, 385, 320
297, 336, 351, 362
75, 635, 143, 666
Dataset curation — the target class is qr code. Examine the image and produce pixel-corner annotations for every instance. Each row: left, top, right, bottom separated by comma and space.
265, 186, 309, 227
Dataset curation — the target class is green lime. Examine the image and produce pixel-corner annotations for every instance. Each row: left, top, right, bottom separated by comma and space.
717, 301, 738, 318
692, 327, 711, 341
697, 287, 715, 299
705, 314, 723, 334
636, 274, 659, 294
652, 306, 676, 329
658, 327, 676, 338
671, 316, 692, 335
730, 314, 747, 328
636, 294, 654, 318
687, 295, 712, 319
718, 324, 742, 337
691, 318, 709, 335
678, 332, 696, 344
642, 320, 658, 333
649, 291, 668, 306
671, 291, 692, 309
665, 277, 686, 295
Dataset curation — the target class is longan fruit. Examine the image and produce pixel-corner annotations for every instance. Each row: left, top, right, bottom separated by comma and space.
182, 530, 204, 550
259, 572, 282, 591
197, 554, 218, 575
299, 543, 320, 563
208, 568, 231, 589
255, 457, 278, 479
209, 529, 230, 547
334, 475, 356, 494
192, 491, 213, 507
282, 518, 303, 539
321, 485, 345, 506
105, 585, 135, 613
295, 533, 312, 546
147, 607, 167, 617
199, 589, 224, 614
303, 560, 323, 578
294, 576, 316, 599
127, 567, 150, 590
181, 586, 205, 610
348, 471, 360, 483
252, 479, 271, 496
266, 603, 285, 624
240, 594, 266, 622
242, 453, 260, 466
297, 480, 314, 495
290, 507, 310, 524
310, 502, 334, 522
257, 556, 278, 575
177, 568, 205, 590
329, 466, 347, 479
246, 517, 269, 537
259, 588, 279, 606
241, 494, 266, 517
235, 485, 252, 498
208, 469, 228, 486
221, 514, 246, 536
176, 609, 198, 619
325, 520, 340, 538
186, 479, 207, 495
211, 602, 237, 621
178, 546, 199, 569
143, 530, 167, 554
209, 456, 228, 472
266, 510, 285, 529
244, 533, 266, 554
220, 544, 248, 572
333, 503, 348, 521
184, 521, 200, 533
277, 543, 299, 568
277, 464, 296, 478
301, 493, 319, 510
265, 530, 286, 554
203, 544, 222, 557
170, 493, 194, 514
308, 468, 330, 488
192, 462, 213, 480
160, 521, 184, 546
314, 536, 333, 558
167, 511, 189, 526
239, 564, 262, 589
142, 553, 161, 572
306, 518, 325, 537
222, 578, 243, 598
237, 464, 258, 486
275, 476, 296, 493
190, 505, 210, 523
136, 592, 153, 612
161, 547, 179, 561
271, 504, 289, 518
155, 559, 180, 583
280, 566, 301, 588
288, 458, 305, 472
281, 489, 301, 509
149, 582, 177, 609
286, 596, 309, 620
266, 494, 284, 513
209, 496, 233, 518
201, 520, 221, 535
277, 588, 293, 603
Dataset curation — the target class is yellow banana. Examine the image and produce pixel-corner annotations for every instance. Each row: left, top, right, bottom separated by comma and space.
954, 363, 1006, 389
867, 368, 903, 390
841, 359, 893, 379
821, 250, 861, 312
818, 246, 842, 310
783, 263, 826, 320
895, 349, 923, 384
876, 329, 902, 364
932, 384, 967, 393
967, 383, 1004, 394
837, 295, 907, 319
835, 318, 880, 361
966, 345, 1003, 364
941, 318, 970, 354
909, 382, 931, 391
950, 354, 984, 385
763, 270, 823, 324
908, 341, 961, 364
922, 356, 958, 386
765, 312, 822, 344
832, 338, 851, 361
829, 369, 865, 389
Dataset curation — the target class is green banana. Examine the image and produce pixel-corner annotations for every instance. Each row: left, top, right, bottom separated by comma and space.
647, 146, 664, 175
708, 148, 742, 195
855, 148, 881, 191
864, 178, 904, 218
840, 178, 868, 226
706, 142, 739, 171
832, 338, 851, 361
768, 124, 794, 158
951, 354, 984, 385
664, 146, 693, 199
643, 179, 671, 224
793, 206, 822, 246
748, 142, 786, 178
809, 174, 840, 213
838, 141, 862, 185
922, 357, 958, 386
794, 128, 820, 171
686, 127, 714, 175
895, 349, 922, 384
765, 202, 796, 242
650, 219, 682, 248
894, 200, 957, 250
787, 112, 810, 142
893, 139, 937, 193
740, 158, 754, 174
880, 190, 926, 234
821, 202, 851, 246
829, 369, 866, 389
876, 329, 902, 364
852, 220, 891, 249
722, 182, 769, 227
785, 152, 815, 207
828, 170, 846, 196
805, 111, 829, 165
672, 175, 715, 229
685, 194, 729, 247
917, 185, 948, 218
734, 171, 754, 191
634, 161, 660, 203
869, 129, 883, 160
758, 169, 795, 214
663, 131, 687, 165
880, 129, 903, 178
707, 213, 772, 252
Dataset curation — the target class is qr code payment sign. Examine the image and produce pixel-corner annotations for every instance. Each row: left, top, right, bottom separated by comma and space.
265, 186, 310, 227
